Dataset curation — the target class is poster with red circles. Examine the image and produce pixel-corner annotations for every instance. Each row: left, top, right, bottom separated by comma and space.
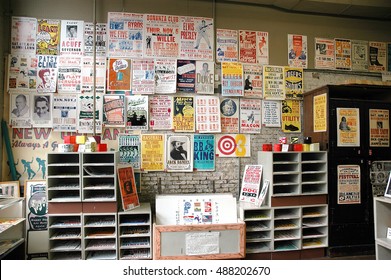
215, 134, 251, 157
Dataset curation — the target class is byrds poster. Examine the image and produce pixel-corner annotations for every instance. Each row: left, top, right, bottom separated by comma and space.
117, 166, 140, 211
166, 134, 193, 172
107, 12, 144, 58
173, 96, 195, 132
193, 134, 215, 171
141, 134, 165, 171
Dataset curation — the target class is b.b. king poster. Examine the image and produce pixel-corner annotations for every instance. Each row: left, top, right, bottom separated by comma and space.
193, 134, 215, 171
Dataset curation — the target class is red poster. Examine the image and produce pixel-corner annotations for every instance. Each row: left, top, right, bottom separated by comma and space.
118, 166, 140, 211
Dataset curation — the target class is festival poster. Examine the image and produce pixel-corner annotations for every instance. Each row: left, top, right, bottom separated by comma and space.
59, 20, 84, 56
239, 165, 263, 204
243, 64, 262, 98
140, 134, 165, 171
262, 100, 281, 127
313, 93, 327, 132
337, 165, 361, 205
288, 34, 308, 68
351, 40, 368, 71
239, 30, 256, 64
132, 59, 155, 94
177, 59, 196, 93
36, 55, 58, 93
118, 134, 141, 169
215, 134, 251, 157
103, 94, 125, 127
126, 95, 148, 131
282, 100, 301, 133
84, 22, 107, 57
31, 94, 52, 128
77, 93, 103, 134
221, 62, 244, 97
173, 96, 195, 132
256, 31, 269, 65
216, 28, 238, 63
52, 94, 77, 132
337, 107, 360, 147
9, 92, 32, 128
179, 16, 214, 60
369, 109, 389, 147
81, 56, 106, 94
195, 60, 214, 94
263, 65, 285, 100
117, 166, 140, 211
36, 19, 60, 55
154, 58, 177, 94
315, 37, 335, 69
220, 97, 239, 133
8, 54, 37, 92
107, 58, 132, 91
149, 95, 173, 130
239, 98, 261, 134
368, 41, 387, 72
284, 66, 304, 100
195, 95, 221, 133
166, 134, 193, 172
335, 38, 352, 71
57, 56, 82, 93
144, 13, 180, 58
193, 134, 215, 171
25, 180, 48, 257
107, 12, 144, 58
11, 16, 37, 55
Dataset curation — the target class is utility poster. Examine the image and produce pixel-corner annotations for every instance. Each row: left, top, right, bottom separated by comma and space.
282, 100, 301, 133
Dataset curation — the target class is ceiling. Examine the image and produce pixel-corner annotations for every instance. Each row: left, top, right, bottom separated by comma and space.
218, 0, 391, 20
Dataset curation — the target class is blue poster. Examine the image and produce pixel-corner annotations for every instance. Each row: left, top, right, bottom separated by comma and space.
193, 134, 215, 171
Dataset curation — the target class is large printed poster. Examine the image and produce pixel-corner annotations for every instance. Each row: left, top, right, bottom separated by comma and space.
36, 19, 60, 55
335, 38, 352, 71
149, 95, 173, 130
215, 134, 250, 157
314, 37, 335, 69
369, 109, 389, 147
118, 134, 141, 169
221, 62, 244, 97
337, 107, 360, 147
337, 165, 361, 205
166, 134, 193, 172
288, 34, 307, 68
11, 16, 37, 55
368, 41, 387, 72
193, 134, 215, 171
141, 134, 165, 171
313, 93, 327, 132
173, 96, 195, 132
220, 97, 239, 133
216, 29, 238, 63
263, 65, 284, 100
282, 100, 301, 133
239, 165, 263, 204
59, 20, 84, 56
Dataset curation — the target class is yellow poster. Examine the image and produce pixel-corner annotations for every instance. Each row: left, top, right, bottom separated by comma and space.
282, 100, 301, 133
284, 66, 303, 100
141, 134, 165, 171
313, 93, 327, 132
369, 109, 389, 147
337, 107, 360, 147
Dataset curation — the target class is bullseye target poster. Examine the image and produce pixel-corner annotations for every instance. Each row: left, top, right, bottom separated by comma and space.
215, 134, 250, 157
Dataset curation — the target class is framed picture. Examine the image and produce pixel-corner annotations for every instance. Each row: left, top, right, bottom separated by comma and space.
0, 181, 20, 197
385, 172, 391, 198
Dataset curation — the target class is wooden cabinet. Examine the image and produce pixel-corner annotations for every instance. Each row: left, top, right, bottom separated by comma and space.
374, 197, 391, 259
0, 198, 25, 259
118, 203, 152, 260
303, 84, 391, 256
